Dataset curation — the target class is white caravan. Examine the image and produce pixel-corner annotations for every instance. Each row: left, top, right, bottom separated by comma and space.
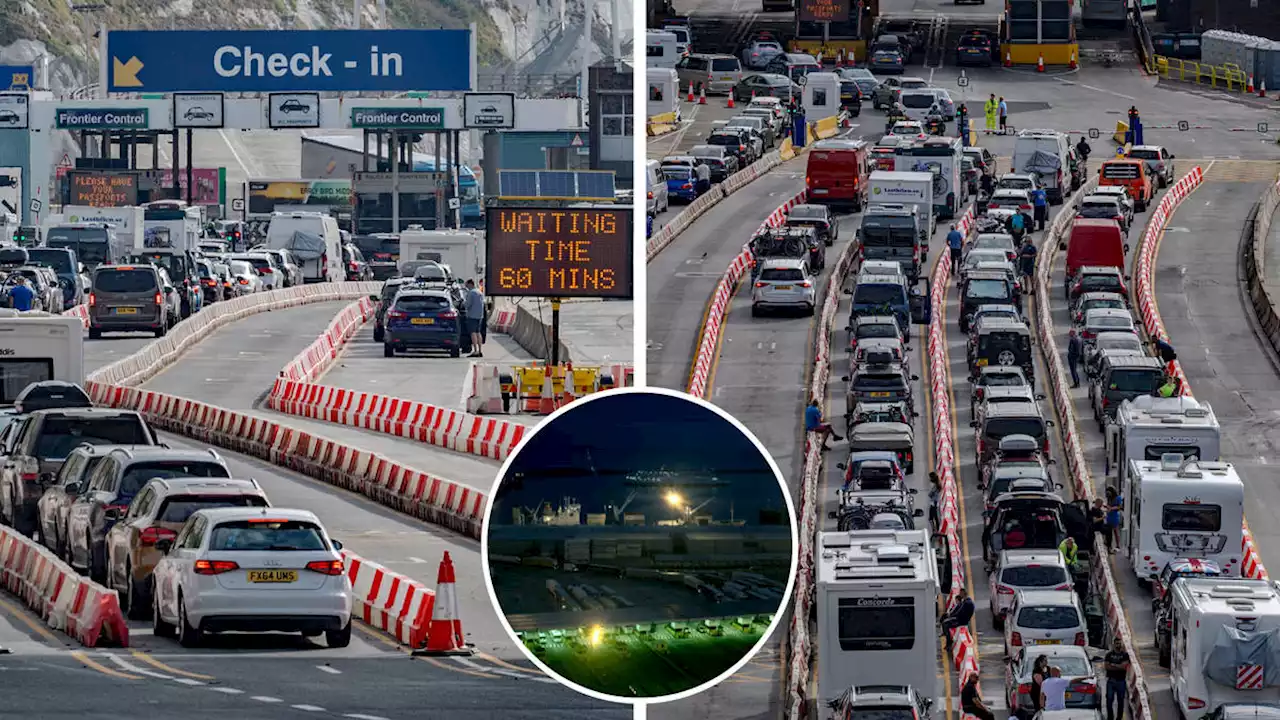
1170, 579, 1280, 716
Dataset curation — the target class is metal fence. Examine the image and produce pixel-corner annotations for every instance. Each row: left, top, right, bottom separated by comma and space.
1154, 55, 1250, 91
474, 72, 580, 97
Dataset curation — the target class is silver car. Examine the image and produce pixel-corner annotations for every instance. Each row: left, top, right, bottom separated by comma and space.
742, 39, 785, 70
228, 260, 261, 294
751, 258, 815, 316
1126, 145, 1176, 188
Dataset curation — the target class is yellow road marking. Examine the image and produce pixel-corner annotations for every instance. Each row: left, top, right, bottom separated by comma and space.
414, 653, 497, 679
129, 649, 214, 680
0, 594, 65, 646
353, 622, 501, 679
474, 650, 541, 674
70, 650, 141, 680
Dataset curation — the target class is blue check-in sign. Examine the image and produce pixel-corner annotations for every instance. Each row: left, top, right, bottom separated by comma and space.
0, 66, 33, 91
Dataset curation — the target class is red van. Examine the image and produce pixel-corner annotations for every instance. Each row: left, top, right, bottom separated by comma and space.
805, 139, 870, 211
1063, 217, 1128, 288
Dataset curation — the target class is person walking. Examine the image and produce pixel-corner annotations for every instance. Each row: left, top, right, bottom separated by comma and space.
998, 96, 1009, 134
464, 279, 486, 358
805, 398, 843, 450
1067, 328, 1083, 388
1032, 185, 1049, 231
1104, 637, 1132, 720
947, 224, 964, 270
984, 94, 998, 134
8, 275, 34, 312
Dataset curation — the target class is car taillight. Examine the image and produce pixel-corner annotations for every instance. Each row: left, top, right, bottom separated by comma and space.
194, 559, 240, 575
389, 311, 407, 320
1189, 699, 1206, 710
739, 145, 746, 151
647, 190, 654, 199
1010, 631, 1023, 646
1018, 683, 1032, 695
1020, 203, 1031, 210
1056, 583, 1072, 590
306, 559, 345, 576
988, 203, 999, 209
681, 183, 692, 189
1082, 330, 1095, 339
321, 253, 327, 267
1074, 632, 1086, 646
1007, 251, 1016, 260
88, 293, 95, 306
1072, 682, 1097, 694
140, 527, 178, 546
997, 585, 1015, 595
437, 311, 458, 319
1114, 215, 1123, 222
223, 281, 232, 287
799, 281, 812, 288
154, 292, 163, 305
238, 278, 249, 285
19, 471, 37, 483
104, 504, 128, 515
755, 282, 767, 288
1102, 396, 1109, 408
349, 262, 359, 271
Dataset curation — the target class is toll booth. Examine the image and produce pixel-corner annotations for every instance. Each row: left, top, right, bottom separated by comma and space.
802, 72, 842, 121
1001, 0, 1080, 67
646, 68, 678, 119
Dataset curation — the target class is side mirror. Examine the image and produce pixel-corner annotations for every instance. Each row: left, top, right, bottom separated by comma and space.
1046, 420, 1057, 427
828, 510, 838, 520
1097, 168, 1102, 174
914, 508, 925, 517
1055, 483, 1065, 490
1124, 275, 1132, 281
164, 286, 174, 294
1168, 153, 1175, 159
369, 294, 379, 302
836, 463, 847, 470
970, 420, 980, 428
332, 539, 344, 551
1036, 393, 1047, 400
912, 410, 920, 418
842, 375, 851, 382
156, 538, 174, 554
38, 472, 54, 485
910, 374, 919, 381
1059, 241, 1067, 251
908, 487, 919, 494
904, 346, 913, 352
104, 507, 122, 521
65, 482, 81, 495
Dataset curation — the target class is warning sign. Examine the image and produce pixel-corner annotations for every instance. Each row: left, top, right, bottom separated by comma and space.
68, 171, 138, 208
571, 134, 583, 147
58, 153, 71, 168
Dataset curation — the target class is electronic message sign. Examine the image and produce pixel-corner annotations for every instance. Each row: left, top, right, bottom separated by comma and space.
485, 206, 632, 299
799, 0, 851, 23
68, 172, 138, 208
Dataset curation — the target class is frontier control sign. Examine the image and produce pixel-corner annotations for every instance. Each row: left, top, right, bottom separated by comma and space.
485, 207, 633, 299
106, 29, 472, 93
351, 107, 445, 130
56, 108, 149, 129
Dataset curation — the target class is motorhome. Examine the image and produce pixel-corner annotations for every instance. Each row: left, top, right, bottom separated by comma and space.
647, 30, 681, 69
816, 529, 939, 705
1122, 455, 1245, 582
1108, 395, 1221, 484
1170, 579, 1280, 715
141, 200, 202, 252
398, 228, 483, 284
0, 312, 85, 403
894, 136, 964, 220
55, 206, 144, 252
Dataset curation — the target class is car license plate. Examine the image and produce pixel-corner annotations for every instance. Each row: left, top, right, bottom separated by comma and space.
870, 392, 891, 398
410, 317, 435, 325
247, 570, 297, 583
719, 75, 734, 81
776, 285, 793, 290
812, 188, 828, 194
1033, 639, 1062, 645
114, 307, 138, 315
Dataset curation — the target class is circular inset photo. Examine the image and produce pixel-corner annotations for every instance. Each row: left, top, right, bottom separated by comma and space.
481, 388, 797, 702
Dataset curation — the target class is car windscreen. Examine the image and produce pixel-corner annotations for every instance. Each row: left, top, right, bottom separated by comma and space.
853, 284, 905, 306
846, 708, 915, 720
1082, 298, 1125, 313
990, 473, 1042, 496
1161, 503, 1222, 531
1106, 369, 1164, 394
976, 311, 1018, 324
973, 237, 1013, 252
966, 279, 1011, 300
27, 250, 74, 275
394, 295, 451, 313
862, 218, 916, 246
761, 268, 805, 282
901, 93, 934, 109
857, 323, 898, 339
233, 256, 271, 272
1027, 655, 1090, 678
1001, 565, 1069, 587
0, 361, 53, 405
990, 195, 1027, 208
49, 238, 109, 265
1096, 334, 1142, 352
711, 58, 739, 71
664, 167, 693, 180
1102, 163, 1141, 180
1001, 178, 1034, 190
355, 237, 400, 258
158, 494, 270, 524
982, 372, 1025, 387
1081, 275, 1123, 291
1079, 203, 1120, 219
121, 461, 230, 496
706, 134, 740, 148
93, 269, 158, 294
34, 416, 151, 459
1128, 149, 1160, 160
985, 417, 1046, 440
133, 254, 187, 280
1016, 605, 1080, 629
1090, 315, 1132, 330
209, 519, 327, 551
230, 261, 254, 276
853, 373, 907, 391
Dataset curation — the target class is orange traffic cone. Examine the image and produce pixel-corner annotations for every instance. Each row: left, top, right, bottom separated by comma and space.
698, 86, 707, 105
1069, 50, 1077, 70
835, 49, 844, 68
686, 81, 695, 102
560, 363, 576, 408
1004, 50, 1012, 68
1037, 54, 1045, 72
1248, 74, 1256, 93
538, 372, 557, 415
1261, 78, 1268, 98
816, 51, 824, 65
413, 552, 474, 656
726, 92, 735, 108
750, 89, 757, 101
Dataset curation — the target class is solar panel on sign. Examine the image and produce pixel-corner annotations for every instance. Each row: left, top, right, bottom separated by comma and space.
498, 170, 539, 198
542, 171, 575, 198
497, 170, 618, 200
579, 172, 616, 200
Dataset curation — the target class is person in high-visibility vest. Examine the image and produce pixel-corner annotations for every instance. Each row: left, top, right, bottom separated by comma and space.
1058, 536, 1079, 572
984, 93, 998, 134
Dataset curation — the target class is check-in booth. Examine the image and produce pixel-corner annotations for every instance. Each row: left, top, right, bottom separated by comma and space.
647, 68, 679, 118
802, 72, 842, 121
1003, 0, 1077, 65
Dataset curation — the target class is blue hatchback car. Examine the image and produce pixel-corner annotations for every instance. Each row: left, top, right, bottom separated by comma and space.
663, 166, 703, 203
382, 289, 464, 357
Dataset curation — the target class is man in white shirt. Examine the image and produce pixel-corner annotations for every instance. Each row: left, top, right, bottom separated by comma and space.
1041, 666, 1071, 711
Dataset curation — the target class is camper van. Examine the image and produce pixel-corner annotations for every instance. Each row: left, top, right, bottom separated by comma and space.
1170, 579, 1280, 716
1108, 395, 1221, 482
0, 312, 85, 403
1122, 455, 1245, 582
816, 529, 940, 705
264, 211, 343, 283
647, 30, 681, 69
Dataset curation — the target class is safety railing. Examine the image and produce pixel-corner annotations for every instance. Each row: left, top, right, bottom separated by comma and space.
1153, 56, 1248, 91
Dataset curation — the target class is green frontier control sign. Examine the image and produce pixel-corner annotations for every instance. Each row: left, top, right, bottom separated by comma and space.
351, 106, 445, 130
55, 107, 150, 129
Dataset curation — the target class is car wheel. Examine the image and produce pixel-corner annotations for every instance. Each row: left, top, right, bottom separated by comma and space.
149, 587, 174, 642
326, 621, 353, 648
806, 303, 815, 316
751, 305, 761, 318
125, 564, 150, 621
155, 323, 167, 338
449, 348, 461, 358
373, 325, 385, 343
88, 327, 102, 340
177, 595, 201, 648
993, 612, 1004, 630
384, 344, 395, 358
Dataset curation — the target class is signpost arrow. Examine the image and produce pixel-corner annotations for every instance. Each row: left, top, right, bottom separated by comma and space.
112, 56, 144, 88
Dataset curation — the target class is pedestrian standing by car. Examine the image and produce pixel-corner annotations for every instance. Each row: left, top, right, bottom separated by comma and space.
1090, 497, 1108, 539
1031, 655, 1051, 713
8, 275, 34, 312
947, 224, 964, 270
1106, 486, 1124, 552
464, 279, 485, 358
805, 398, 843, 450
1041, 667, 1071, 711
980, 172, 995, 202
1067, 328, 1083, 388
941, 588, 975, 651
1077, 135, 1092, 161
1008, 211, 1027, 242
928, 471, 942, 531
1031, 186, 1048, 231
1104, 637, 1131, 720
998, 96, 1009, 134
1019, 238, 1038, 292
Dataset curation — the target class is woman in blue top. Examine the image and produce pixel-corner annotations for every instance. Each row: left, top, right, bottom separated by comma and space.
1105, 486, 1123, 553
805, 398, 842, 451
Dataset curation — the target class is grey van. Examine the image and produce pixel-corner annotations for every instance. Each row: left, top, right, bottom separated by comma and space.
88, 264, 172, 339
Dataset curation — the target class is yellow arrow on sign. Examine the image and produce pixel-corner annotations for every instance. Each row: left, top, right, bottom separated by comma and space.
112, 56, 144, 87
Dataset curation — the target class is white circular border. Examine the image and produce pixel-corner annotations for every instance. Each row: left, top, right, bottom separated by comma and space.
479, 386, 801, 709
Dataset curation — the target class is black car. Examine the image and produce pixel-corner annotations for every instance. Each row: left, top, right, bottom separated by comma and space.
706, 129, 753, 168
838, 80, 863, 116
956, 33, 995, 66
785, 204, 838, 247
278, 99, 309, 113
372, 278, 414, 343
688, 145, 737, 182
960, 269, 1014, 333
342, 243, 372, 281
732, 73, 798, 102
967, 317, 1035, 384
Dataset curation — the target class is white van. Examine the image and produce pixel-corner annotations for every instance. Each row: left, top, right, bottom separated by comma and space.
647, 31, 680, 70
1012, 129, 1073, 204
645, 159, 669, 217
264, 211, 342, 283
898, 90, 940, 122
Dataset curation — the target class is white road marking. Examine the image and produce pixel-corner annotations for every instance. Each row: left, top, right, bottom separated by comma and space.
291, 704, 327, 712
316, 664, 342, 675
453, 657, 488, 672
173, 678, 205, 686
492, 668, 559, 684
105, 653, 173, 680
209, 687, 245, 695
251, 696, 283, 703
344, 715, 391, 720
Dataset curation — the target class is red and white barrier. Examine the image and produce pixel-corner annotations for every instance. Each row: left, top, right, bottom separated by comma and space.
689, 189, 808, 399
280, 297, 375, 382
343, 549, 435, 648
0, 526, 128, 647
1129, 166, 1271, 581
62, 303, 89, 329
1033, 178, 1154, 720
